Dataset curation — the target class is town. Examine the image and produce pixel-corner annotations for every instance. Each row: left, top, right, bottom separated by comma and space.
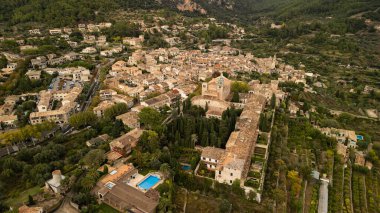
0, 5, 379, 213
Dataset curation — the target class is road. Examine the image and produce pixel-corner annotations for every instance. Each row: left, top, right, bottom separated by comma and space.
80, 58, 115, 112
318, 179, 329, 213
54, 192, 78, 213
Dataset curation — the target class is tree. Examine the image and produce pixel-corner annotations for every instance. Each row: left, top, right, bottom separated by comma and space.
139, 130, 159, 152
231, 81, 250, 93
219, 199, 231, 213
231, 92, 240, 103
0, 201, 9, 212
103, 103, 128, 120
69, 31, 84, 42
105, 21, 141, 39
138, 107, 163, 131
82, 149, 105, 168
81, 169, 99, 191
0, 55, 7, 69
110, 119, 125, 138
28, 195, 35, 205
232, 179, 244, 196
271, 94, 276, 109
159, 163, 171, 179
69, 111, 98, 129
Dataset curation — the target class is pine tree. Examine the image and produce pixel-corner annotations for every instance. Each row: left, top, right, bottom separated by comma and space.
232, 92, 240, 102
271, 93, 276, 109
28, 195, 35, 205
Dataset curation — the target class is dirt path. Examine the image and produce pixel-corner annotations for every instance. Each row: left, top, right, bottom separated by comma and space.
54, 194, 78, 213
363, 176, 368, 212
341, 166, 345, 213
302, 181, 307, 213
183, 188, 188, 213
349, 166, 354, 213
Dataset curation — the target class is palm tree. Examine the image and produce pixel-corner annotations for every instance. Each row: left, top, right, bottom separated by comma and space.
160, 163, 171, 179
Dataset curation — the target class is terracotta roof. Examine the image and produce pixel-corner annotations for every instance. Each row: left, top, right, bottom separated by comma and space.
101, 182, 158, 213
201, 147, 225, 160
99, 164, 135, 185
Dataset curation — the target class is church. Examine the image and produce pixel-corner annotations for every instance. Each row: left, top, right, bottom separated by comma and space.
192, 73, 232, 118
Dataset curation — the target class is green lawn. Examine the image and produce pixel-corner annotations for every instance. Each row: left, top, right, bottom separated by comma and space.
5, 186, 43, 207
99, 203, 120, 213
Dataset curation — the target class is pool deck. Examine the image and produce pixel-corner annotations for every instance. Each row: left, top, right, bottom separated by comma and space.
127, 173, 145, 187
127, 172, 163, 192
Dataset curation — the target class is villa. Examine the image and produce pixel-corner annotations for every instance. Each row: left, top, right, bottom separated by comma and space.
92, 163, 162, 213
319, 127, 358, 148
200, 93, 266, 186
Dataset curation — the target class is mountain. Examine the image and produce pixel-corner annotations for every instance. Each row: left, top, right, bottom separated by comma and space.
0, 0, 379, 27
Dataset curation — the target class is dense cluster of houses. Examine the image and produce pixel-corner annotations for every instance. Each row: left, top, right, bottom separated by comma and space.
0, 14, 326, 212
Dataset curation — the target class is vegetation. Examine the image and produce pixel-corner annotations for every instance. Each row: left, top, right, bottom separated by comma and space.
166, 101, 241, 148
69, 111, 98, 129
0, 122, 56, 145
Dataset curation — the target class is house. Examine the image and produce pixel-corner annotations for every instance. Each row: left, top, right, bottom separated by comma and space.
86, 134, 110, 147
123, 35, 144, 48
49, 28, 62, 35
109, 128, 143, 156
30, 86, 82, 125
18, 205, 43, 213
26, 70, 42, 80
45, 170, 65, 194
92, 164, 159, 213
116, 111, 140, 129
83, 35, 96, 44
201, 147, 225, 170
355, 152, 365, 166
81, 47, 97, 54
319, 127, 357, 148
97, 22, 112, 29
78, 24, 86, 32
31, 56, 47, 69
289, 102, 299, 116
141, 90, 180, 109
215, 153, 247, 185
44, 67, 90, 82
336, 143, 348, 159
99, 89, 118, 100
106, 151, 123, 163
68, 41, 78, 48
0, 114, 18, 128
93, 101, 116, 117
63, 27, 72, 34
29, 29, 41, 35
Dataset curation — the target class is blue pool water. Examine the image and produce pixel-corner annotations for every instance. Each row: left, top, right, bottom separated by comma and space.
138, 175, 160, 190
357, 135, 364, 140
182, 165, 191, 170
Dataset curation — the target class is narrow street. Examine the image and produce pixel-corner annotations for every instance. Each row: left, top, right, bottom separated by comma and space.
54, 192, 78, 213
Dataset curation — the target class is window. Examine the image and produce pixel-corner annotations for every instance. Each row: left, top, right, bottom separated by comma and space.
219, 171, 221, 175
230, 173, 233, 176
230, 180, 232, 184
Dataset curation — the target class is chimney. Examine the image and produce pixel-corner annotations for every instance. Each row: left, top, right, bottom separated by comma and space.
52, 170, 62, 183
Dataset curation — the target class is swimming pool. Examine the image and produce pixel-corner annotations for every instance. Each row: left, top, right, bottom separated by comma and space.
182, 164, 191, 171
357, 135, 364, 140
137, 175, 160, 190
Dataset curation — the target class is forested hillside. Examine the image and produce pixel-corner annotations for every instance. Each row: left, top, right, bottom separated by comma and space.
193, 0, 380, 21
1, 0, 379, 27
0, 0, 160, 27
